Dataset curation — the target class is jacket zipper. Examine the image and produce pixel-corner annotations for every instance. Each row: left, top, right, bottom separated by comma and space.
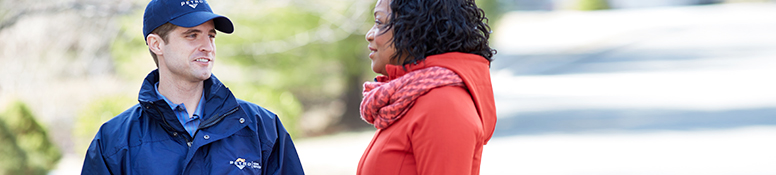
189, 106, 240, 147
150, 102, 193, 146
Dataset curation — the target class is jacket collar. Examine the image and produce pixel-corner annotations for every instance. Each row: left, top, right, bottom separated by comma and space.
138, 69, 245, 133
138, 69, 229, 106
383, 52, 492, 80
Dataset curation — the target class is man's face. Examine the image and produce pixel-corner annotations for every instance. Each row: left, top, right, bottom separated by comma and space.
158, 20, 217, 82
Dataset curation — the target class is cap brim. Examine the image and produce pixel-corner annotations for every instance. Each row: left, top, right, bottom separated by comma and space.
169, 11, 234, 34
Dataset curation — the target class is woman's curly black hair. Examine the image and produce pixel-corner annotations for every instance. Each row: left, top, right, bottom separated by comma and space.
385, 0, 495, 66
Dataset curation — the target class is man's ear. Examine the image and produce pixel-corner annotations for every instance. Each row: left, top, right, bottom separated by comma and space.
147, 34, 164, 56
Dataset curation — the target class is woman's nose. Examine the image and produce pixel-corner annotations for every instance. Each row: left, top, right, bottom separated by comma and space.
365, 28, 375, 42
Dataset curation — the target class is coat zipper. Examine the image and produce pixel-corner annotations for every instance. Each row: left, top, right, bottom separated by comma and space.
189, 106, 240, 146
150, 102, 193, 145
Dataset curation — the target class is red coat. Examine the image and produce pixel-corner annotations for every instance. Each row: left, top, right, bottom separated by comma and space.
357, 52, 497, 175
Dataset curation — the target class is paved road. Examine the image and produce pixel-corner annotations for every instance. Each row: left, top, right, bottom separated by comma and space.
491, 2, 776, 136
480, 3, 776, 174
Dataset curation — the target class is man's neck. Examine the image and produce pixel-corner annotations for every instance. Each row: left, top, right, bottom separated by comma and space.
158, 71, 204, 118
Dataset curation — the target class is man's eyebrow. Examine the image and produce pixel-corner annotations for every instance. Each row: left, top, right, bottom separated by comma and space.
209, 29, 216, 34
182, 29, 202, 34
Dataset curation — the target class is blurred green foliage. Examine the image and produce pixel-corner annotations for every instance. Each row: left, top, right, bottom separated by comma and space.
217, 1, 373, 99
0, 119, 31, 175
0, 101, 61, 175
578, 0, 611, 11
217, 0, 375, 132
74, 95, 135, 155
476, 0, 507, 25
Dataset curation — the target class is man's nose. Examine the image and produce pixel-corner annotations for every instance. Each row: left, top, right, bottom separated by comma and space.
199, 37, 214, 52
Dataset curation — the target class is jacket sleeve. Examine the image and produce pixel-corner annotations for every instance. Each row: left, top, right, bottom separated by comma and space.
410, 87, 483, 175
263, 116, 305, 175
81, 133, 114, 175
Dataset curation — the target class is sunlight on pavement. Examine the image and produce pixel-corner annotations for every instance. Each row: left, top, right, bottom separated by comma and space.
493, 67, 776, 114
481, 126, 776, 175
296, 131, 374, 175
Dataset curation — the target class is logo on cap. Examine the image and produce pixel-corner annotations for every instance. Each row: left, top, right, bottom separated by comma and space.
181, 0, 205, 8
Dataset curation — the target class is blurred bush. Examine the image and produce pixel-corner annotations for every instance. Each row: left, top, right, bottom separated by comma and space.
0, 101, 61, 175
0, 118, 32, 175
74, 95, 135, 156
477, 0, 507, 24
216, 0, 376, 133
578, 0, 611, 10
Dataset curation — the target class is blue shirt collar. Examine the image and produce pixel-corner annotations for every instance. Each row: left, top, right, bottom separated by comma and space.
154, 82, 205, 120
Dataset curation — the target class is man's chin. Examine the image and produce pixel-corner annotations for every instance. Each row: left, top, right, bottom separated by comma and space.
194, 72, 212, 81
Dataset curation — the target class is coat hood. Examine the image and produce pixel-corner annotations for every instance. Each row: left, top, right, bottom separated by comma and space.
384, 52, 497, 144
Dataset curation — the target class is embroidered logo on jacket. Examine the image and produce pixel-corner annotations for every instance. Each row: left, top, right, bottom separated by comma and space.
230, 158, 261, 170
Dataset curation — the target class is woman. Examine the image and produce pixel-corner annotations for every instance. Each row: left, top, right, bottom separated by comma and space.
358, 0, 497, 174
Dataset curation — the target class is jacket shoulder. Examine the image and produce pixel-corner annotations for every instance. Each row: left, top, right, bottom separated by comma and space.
234, 99, 287, 149
92, 104, 144, 155
235, 99, 282, 133
235, 99, 277, 120
415, 86, 477, 114
99, 104, 143, 135
409, 86, 481, 130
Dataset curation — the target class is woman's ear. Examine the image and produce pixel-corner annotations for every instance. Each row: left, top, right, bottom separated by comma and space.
147, 34, 164, 56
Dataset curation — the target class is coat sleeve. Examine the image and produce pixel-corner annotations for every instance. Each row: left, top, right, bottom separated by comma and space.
263, 116, 305, 175
410, 87, 483, 175
81, 133, 114, 175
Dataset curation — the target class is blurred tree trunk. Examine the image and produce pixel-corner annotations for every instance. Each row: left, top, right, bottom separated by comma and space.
336, 74, 373, 131
328, 31, 374, 132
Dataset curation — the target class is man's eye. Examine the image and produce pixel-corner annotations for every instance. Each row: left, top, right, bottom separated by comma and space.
187, 34, 197, 38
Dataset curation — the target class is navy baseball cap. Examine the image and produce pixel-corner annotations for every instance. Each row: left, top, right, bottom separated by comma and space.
143, 0, 234, 41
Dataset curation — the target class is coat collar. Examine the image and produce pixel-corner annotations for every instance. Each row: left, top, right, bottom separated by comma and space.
138, 69, 228, 106
137, 69, 247, 134
383, 52, 491, 80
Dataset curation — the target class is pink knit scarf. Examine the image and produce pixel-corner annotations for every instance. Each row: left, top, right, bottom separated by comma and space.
360, 66, 464, 129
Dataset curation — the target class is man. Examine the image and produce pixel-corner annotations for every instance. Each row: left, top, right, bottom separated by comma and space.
81, 0, 304, 174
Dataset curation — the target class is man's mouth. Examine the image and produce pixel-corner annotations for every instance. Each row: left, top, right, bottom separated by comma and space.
195, 58, 211, 63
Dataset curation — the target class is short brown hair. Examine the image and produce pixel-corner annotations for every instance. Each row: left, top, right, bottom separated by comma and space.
148, 23, 178, 67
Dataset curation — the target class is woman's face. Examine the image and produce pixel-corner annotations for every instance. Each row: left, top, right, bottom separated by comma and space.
366, 0, 395, 75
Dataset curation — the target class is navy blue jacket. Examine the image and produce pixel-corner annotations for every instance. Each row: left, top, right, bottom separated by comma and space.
82, 70, 304, 175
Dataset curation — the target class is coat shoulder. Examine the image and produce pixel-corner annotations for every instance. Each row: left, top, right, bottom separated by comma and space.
93, 104, 144, 156
236, 99, 277, 120
408, 86, 481, 130
414, 86, 477, 115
